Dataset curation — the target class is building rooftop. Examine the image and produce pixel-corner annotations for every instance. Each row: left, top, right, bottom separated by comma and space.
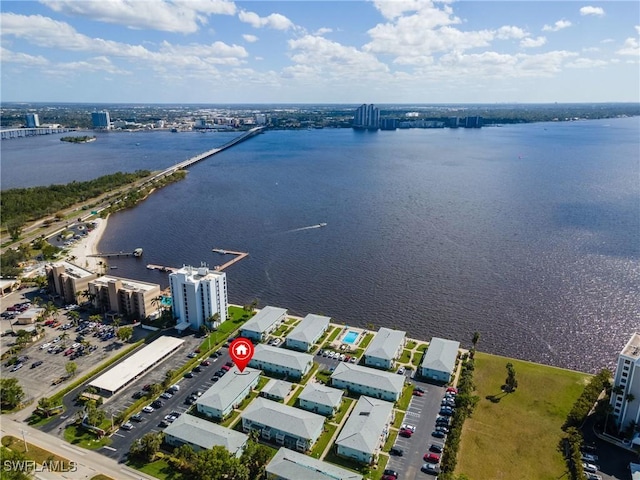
197, 366, 261, 411
421, 337, 460, 374
171, 265, 226, 282
266, 447, 363, 480
164, 413, 248, 454
364, 327, 406, 361
335, 396, 394, 456
251, 344, 314, 372
298, 383, 344, 409
262, 379, 294, 400
49, 261, 95, 279
621, 332, 640, 360
331, 362, 404, 395
241, 397, 324, 441
88, 336, 184, 393
286, 314, 331, 345
241, 306, 287, 334
91, 275, 160, 292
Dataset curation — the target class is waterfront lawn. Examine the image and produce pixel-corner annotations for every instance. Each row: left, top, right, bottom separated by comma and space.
456, 352, 591, 480
326, 327, 342, 344
359, 333, 374, 349
417, 343, 428, 352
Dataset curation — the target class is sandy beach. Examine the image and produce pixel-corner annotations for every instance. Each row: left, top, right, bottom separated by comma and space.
67, 216, 109, 273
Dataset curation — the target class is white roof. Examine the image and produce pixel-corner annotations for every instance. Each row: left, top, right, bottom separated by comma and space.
335, 396, 394, 455
197, 366, 261, 411
364, 328, 406, 361
331, 362, 404, 395
89, 336, 184, 393
241, 306, 287, 334
421, 337, 460, 374
251, 344, 314, 372
164, 414, 248, 453
266, 447, 363, 480
49, 261, 95, 279
241, 397, 324, 441
91, 275, 160, 292
262, 379, 294, 399
286, 314, 330, 345
298, 383, 343, 409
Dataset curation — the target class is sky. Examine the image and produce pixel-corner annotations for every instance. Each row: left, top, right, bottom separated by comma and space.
1, 0, 639, 104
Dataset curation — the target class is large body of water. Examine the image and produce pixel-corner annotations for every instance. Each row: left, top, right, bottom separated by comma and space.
3, 118, 639, 373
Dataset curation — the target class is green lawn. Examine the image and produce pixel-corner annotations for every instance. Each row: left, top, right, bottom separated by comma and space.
326, 327, 341, 344
286, 385, 303, 406
309, 424, 337, 459
398, 349, 412, 364
315, 369, 332, 385
371, 455, 389, 480
331, 397, 354, 425
128, 458, 183, 480
383, 430, 398, 452
2, 435, 73, 469
395, 384, 414, 411
411, 351, 423, 367
63, 424, 112, 450
456, 352, 591, 480
417, 343, 428, 352
406, 340, 417, 349
359, 333, 374, 349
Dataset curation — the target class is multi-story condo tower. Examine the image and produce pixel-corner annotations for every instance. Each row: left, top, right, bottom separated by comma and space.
25, 113, 40, 128
91, 111, 111, 129
169, 265, 228, 332
353, 104, 380, 130
610, 332, 640, 432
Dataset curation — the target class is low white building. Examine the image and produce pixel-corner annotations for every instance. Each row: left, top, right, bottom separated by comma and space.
331, 362, 404, 402
610, 332, 640, 432
261, 379, 294, 402
298, 383, 343, 417
249, 344, 314, 380
335, 396, 394, 465
196, 366, 260, 419
285, 314, 330, 352
363, 327, 406, 370
420, 337, 460, 383
164, 414, 248, 457
240, 397, 325, 452
240, 306, 287, 342
266, 447, 363, 480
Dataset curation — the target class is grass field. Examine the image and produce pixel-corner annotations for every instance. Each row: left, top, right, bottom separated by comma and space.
456, 352, 590, 480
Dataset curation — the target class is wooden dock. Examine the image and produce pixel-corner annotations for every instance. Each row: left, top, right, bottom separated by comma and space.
212, 249, 249, 271
146, 264, 178, 273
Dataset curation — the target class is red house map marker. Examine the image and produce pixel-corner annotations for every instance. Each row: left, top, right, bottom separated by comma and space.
229, 338, 254, 372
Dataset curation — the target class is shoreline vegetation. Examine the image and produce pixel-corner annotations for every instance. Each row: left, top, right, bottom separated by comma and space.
60, 135, 96, 143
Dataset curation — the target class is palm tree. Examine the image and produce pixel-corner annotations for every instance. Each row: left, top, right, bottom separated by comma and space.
151, 296, 163, 317
626, 393, 636, 403
472, 331, 480, 348
68, 310, 80, 327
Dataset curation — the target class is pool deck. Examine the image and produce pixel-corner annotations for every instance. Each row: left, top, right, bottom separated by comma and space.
328, 326, 369, 352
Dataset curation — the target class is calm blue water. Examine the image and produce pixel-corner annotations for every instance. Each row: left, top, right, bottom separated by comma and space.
3, 118, 639, 373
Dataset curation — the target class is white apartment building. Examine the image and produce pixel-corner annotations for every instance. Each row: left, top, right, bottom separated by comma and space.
169, 265, 228, 332
610, 332, 640, 432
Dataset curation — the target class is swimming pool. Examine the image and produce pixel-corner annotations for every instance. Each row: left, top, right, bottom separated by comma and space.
161, 296, 172, 306
343, 331, 359, 344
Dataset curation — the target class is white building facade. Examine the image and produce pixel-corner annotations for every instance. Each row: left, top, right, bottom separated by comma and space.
169, 265, 228, 331
240, 306, 287, 342
363, 327, 406, 370
285, 314, 330, 352
196, 366, 260, 420
330, 363, 404, 402
610, 332, 640, 432
249, 344, 314, 380
420, 337, 460, 383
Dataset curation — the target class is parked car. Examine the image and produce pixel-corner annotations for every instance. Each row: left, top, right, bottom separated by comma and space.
401, 424, 416, 432
429, 443, 444, 453
184, 372, 194, 378
399, 428, 413, 438
397, 366, 405, 375
30, 360, 43, 369
421, 463, 439, 475
414, 386, 425, 393
10, 363, 23, 372
582, 463, 599, 474
121, 422, 134, 430
431, 430, 446, 439
383, 469, 399, 478
132, 391, 145, 399
160, 392, 173, 399
200, 360, 211, 367
130, 413, 143, 422
413, 390, 424, 396
151, 400, 163, 409
142, 405, 154, 413
446, 387, 458, 393
389, 447, 404, 456
423, 452, 440, 463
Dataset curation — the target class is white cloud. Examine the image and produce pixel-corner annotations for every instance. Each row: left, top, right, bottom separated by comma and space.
238, 10, 294, 30
495, 26, 528, 40
616, 37, 639, 56
242, 34, 258, 43
582, 47, 600, 53
520, 36, 547, 48
0, 47, 49, 66
543, 20, 572, 32
41, 0, 236, 33
566, 58, 608, 68
314, 27, 333, 36
55, 56, 130, 75
580, 6, 605, 17
635, 26, 640, 35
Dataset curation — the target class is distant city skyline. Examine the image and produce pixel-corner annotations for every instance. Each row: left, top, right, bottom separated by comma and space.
1, 1, 639, 104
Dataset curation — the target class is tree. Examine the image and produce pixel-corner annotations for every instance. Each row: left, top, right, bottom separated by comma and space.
129, 432, 164, 462
188, 446, 249, 480
472, 331, 480, 348
15, 330, 32, 347
6, 217, 26, 241
0, 378, 25, 409
626, 393, 636, 404
89, 314, 103, 327
0, 446, 31, 480
116, 326, 133, 343
67, 310, 80, 327
504, 362, 518, 392
85, 402, 105, 427
240, 440, 273, 479
66, 361, 78, 377
163, 370, 175, 389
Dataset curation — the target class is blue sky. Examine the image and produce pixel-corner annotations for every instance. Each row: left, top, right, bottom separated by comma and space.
1, 0, 638, 103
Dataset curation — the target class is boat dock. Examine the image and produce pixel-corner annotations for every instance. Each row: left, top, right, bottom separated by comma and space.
146, 264, 178, 273
212, 249, 249, 271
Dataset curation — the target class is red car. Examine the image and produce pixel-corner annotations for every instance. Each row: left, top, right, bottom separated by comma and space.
423, 452, 440, 463
413, 390, 424, 396
446, 387, 458, 394
200, 360, 211, 367
381, 476, 396, 480
221, 365, 231, 371
399, 428, 413, 438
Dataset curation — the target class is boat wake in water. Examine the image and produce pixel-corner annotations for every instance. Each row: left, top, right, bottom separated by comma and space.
285, 223, 327, 233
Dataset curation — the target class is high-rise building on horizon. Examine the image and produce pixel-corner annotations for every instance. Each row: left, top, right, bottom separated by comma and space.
169, 265, 228, 332
610, 332, 640, 432
353, 104, 380, 130
91, 111, 111, 129
25, 113, 40, 128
